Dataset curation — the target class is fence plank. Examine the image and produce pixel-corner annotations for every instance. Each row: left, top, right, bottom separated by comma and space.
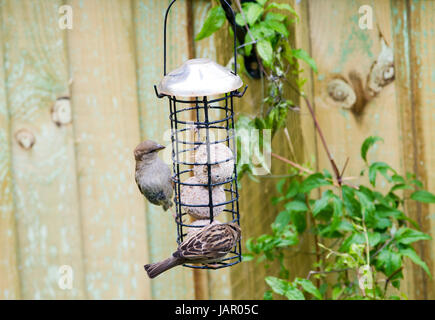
1, 0, 85, 299
0, 3, 20, 300
392, 0, 435, 299
132, 0, 195, 300
307, 0, 403, 186
67, 0, 150, 299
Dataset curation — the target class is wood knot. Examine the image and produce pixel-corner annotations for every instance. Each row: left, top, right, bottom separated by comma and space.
51, 97, 72, 126
15, 128, 35, 150
327, 78, 356, 109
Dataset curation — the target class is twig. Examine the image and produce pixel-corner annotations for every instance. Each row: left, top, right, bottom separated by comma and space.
340, 157, 350, 179
283, 79, 342, 185
271, 152, 313, 175
372, 236, 394, 259
271, 152, 360, 190
307, 268, 352, 280
383, 267, 403, 295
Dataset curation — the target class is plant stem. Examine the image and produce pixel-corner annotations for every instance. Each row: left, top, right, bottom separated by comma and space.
283, 79, 342, 184
307, 268, 352, 280
305, 194, 321, 288
271, 152, 313, 174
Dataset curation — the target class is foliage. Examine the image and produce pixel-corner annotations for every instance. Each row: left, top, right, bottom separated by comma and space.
196, 1, 432, 300
244, 137, 433, 300
196, 0, 317, 177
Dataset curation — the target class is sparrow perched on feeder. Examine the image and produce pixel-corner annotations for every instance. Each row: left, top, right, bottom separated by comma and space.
144, 222, 241, 279
134, 140, 173, 211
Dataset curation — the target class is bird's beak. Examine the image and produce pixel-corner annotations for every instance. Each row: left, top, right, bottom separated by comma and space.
154, 144, 166, 151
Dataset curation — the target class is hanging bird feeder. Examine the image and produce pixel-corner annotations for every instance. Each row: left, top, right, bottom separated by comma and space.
154, 0, 247, 269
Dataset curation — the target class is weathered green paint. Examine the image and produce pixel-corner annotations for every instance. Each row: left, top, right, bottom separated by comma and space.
133, 0, 194, 300
0, 1, 20, 300
66, 0, 150, 299
1, 0, 86, 299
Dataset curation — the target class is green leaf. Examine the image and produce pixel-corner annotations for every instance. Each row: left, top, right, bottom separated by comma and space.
395, 227, 431, 245
300, 173, 332, 193
243, 2, 264, 26
295, 278, 322, 299
368, 232, 381, 247
256, 39, 273, 67
410, 190, 435, 203
285, 180, 299, 199
243, 32, 254, 56
242, 253, 255, 262
291, 49, 318, 73
355, 189, 375, 214
368, 162, 394, 187
263, 290, 273, 300
246, 238, 256, 253
266, 2, 299, 19
195, 6, 226, 41
265, 12, 287, 22
265, 276, 305, 300
256, 0, 268, 6
361, 136, 383, 163
291, 211, 307, 233
332, 286, 345, 300
265, 20, 289, 37
284, 200, 308, 212
276, 178, 286, 194
273, 210, 291, 230
376, 249, 402, 276
312, 190, 333, 216
235, 12, 247, 26
400, 247, 432, 278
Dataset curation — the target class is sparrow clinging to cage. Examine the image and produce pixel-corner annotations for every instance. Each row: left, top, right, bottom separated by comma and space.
134, 140, 173, 211
144, 222, 241, 279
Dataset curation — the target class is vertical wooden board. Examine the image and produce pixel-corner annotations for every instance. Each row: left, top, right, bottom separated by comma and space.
0, 3, 20, 300
308, 0, 403, 189
294, 0, 317, 165
2, 0, 86, 299
392, 0, 435, 299
132, 0, 194, 299
410, 0, 435, 299
67, 0, 150, 299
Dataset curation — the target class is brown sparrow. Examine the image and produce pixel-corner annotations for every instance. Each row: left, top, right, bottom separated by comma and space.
144, 222, 241, 278
134, 140, 173, 211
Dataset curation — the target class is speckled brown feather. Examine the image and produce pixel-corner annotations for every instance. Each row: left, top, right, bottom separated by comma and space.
144, 223, 241, 278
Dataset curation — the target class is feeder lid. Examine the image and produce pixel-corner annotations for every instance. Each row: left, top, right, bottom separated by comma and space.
158, 58, 243, 97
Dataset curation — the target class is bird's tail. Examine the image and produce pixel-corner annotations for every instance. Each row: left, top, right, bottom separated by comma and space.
144, 256, 182, 279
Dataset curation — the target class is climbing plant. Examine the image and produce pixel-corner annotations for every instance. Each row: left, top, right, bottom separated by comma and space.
244, 136, 433, 300
196, 0, 316, 177
196, 0, 433, 300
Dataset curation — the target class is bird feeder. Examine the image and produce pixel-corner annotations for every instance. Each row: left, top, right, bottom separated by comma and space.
154, 0, 247, 269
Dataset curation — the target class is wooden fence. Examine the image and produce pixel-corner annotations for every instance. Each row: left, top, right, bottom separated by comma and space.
0, 0, 433, 300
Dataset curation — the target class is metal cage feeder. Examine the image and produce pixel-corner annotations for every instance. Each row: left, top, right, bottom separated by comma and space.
154, 0, 247, 270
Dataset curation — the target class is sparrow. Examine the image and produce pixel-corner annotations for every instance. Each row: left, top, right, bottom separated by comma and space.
144, 222, 241, 278
134, 140, 173, 211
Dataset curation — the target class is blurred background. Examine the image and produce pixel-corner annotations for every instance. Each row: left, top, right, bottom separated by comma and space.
0, 0, 434, 299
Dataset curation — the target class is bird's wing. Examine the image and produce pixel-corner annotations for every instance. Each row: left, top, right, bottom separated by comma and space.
176, 224, 234, 261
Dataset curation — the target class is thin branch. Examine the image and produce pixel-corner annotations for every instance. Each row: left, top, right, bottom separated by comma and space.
340, 157, 350, 179
271, 152, 313, 175
384, 267, 403, 295
372, 236, 394, 259
283, 78, 342, 184
307, 268, 352, 280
